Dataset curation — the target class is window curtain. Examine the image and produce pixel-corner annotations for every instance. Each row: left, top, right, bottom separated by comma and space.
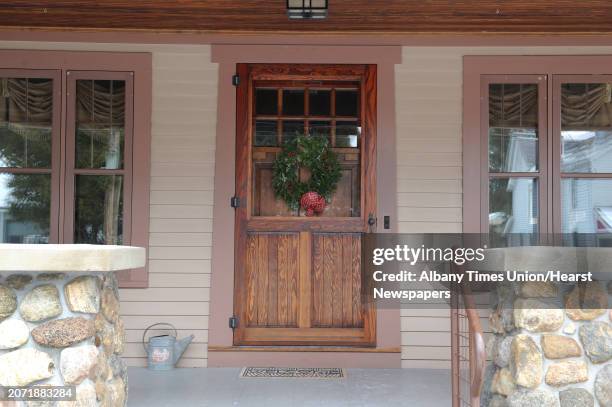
489, 83, 612, 129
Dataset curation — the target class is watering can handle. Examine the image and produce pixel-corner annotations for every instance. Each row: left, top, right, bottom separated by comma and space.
142, 323, 178, 352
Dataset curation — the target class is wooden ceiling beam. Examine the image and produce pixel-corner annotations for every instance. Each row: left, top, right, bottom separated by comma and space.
1, 1, 612, 34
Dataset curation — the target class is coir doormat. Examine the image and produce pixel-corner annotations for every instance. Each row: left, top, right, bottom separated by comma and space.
240, 367, 346, 379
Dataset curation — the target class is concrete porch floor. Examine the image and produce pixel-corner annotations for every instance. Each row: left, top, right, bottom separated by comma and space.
127, 367, 451, 406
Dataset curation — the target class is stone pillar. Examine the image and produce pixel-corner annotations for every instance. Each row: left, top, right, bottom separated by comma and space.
0, 245, 145, 407
481, 266, 611, 406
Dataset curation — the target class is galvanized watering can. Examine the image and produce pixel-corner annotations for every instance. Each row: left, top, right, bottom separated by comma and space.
142, 323, 194, 371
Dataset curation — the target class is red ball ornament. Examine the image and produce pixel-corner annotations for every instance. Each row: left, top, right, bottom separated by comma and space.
300, 191, 326, 217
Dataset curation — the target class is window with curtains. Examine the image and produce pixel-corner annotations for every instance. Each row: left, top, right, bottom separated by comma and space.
477, 72, 612, 244
0, 70, 133, 246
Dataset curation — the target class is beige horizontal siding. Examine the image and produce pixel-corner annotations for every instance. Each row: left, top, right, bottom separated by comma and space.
397, 45, 612, 369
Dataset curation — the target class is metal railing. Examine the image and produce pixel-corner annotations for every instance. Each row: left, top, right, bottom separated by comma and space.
450, 264, 487, 407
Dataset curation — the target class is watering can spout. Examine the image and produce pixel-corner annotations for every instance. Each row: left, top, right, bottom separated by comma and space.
174, 335, 195, 365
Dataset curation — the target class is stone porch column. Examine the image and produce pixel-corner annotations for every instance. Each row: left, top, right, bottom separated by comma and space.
0, 244, 145, 407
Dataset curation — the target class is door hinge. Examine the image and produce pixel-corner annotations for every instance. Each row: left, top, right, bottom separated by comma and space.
230, 196, 241, 209
229, 316, 238, 329
232, 74, 240, 86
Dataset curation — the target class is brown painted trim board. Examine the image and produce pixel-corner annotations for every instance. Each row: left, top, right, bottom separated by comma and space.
208, 44, 401, 367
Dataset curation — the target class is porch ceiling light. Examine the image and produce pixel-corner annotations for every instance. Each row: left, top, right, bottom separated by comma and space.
287, 0, 328, 19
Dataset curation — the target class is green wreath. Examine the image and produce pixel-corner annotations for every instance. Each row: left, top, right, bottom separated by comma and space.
272, 134, 342, 211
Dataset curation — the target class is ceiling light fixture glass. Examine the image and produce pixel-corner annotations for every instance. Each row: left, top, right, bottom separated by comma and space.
287, 0, 328, 19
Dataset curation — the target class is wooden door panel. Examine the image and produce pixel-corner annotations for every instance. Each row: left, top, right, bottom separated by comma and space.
312, 233, 363, 328
234, 64, 376, 347
245, 233, 299, 328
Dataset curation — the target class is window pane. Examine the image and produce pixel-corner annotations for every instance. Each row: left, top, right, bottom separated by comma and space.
282, 121, 304, 144
75, 80, 125, 170
255, 89, 278, 116
0, 173, 50, 243
489, 84, 539, 172
309, 120, 331, 142
489, 178, 538, 235
282, 89, 304, 116
74, 175, 123, 245
254, 120, 278, 146
561, 83, 612, 173
309, 89, 331, 116
0, 78, 53, 168
336, 121, 360, 148
561, 178, 612, 233
335, 90, 358, 117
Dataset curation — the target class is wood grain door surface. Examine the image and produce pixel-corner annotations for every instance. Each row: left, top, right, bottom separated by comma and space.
234, 64, 376, 346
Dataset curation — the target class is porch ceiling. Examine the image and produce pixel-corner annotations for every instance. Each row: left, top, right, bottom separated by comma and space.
2, 1, 612, 34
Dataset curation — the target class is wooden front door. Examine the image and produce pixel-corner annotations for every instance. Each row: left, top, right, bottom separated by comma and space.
233, 64, 376, 346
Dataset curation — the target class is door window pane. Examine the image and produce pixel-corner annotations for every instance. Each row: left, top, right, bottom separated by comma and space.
254, 120, 278, 146
489, 178, 538, 235
336, 121, 360, 148
74, 175, 123, 244
561, 178, 612, 233
561, 83, 612, 173
488, 84, 539, 172
282, 89, 304, 116
282, 120, 304, 144
255, 89, 278, 116
0, 78, 53, 168
309, 89, 331, 116
75, 80, 125, 170
309, 120, 331, 141
335, 90, 358, 117
0, 173, 50, 243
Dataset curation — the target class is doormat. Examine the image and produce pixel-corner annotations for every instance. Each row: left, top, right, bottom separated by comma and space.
240, 367, 346, 379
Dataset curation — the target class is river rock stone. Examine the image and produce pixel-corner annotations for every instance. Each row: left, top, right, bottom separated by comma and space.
65, 276, 101, 314
0, 348, 54, 386
480, 364, 497, 407
514, 299, 564, 332
489, 395, 508, 407
95, 377, 107, 405
541, 335, 581, 359
507, 389, 556, 407
95, 313, 115, 356
595, 364, 612, 407
107, 377, 126, 407
19, 285, 62, 322
74, 380, 97, 407
0, 319, 30, 349
491, 368, 516, 396
5, 274, 32, 290
109, 354, 127, 380
101, 287, 119, 323
510, 334, 542, 388
519, 282, 558, 298
563, 321, 577, 335
565, 282, 608, 321
0, 284, 17, 320
494, 336, 513, 368
114, 317, 125, 354
559, 388, 594, 407
89, 349, 111, 384
36, 273, 66, 281
32, 317, 95, 348
490, 285, 515, 333
60, 345, 99, 385
545, 360, 588, 386
579, 321, 612, 363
